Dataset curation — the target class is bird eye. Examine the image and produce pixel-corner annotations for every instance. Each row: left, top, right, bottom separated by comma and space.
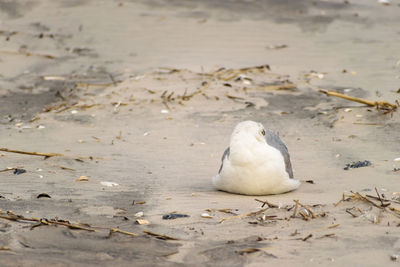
261, 129, 265, 136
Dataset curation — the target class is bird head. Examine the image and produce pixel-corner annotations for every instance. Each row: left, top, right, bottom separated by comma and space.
231, 120, 266, 143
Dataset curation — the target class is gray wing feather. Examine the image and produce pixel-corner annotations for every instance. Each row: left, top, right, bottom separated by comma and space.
218, 147, 230, 174
265, 130, 294, 178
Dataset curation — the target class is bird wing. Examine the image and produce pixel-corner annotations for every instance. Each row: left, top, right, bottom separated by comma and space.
218, 147, 230, 174
265, 130, 294, 178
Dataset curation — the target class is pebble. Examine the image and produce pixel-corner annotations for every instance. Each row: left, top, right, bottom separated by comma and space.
100, 181, 119, 187
134, 211, 144, 218
378, 0, 390, 5
136, 219, 149, 225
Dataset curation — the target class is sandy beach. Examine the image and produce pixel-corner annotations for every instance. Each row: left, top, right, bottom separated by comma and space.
1, 0, 400, 266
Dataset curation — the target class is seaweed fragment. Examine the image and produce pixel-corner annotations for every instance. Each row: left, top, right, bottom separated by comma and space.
344, 160, 371, 170
162, 213, 190, 220
13, 168, 26, 175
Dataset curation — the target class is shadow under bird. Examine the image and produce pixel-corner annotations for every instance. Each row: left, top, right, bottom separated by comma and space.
212, 120, 300, 195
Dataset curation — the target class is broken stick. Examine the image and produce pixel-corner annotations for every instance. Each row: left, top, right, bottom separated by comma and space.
319, 89, 397, 110
219, 208, 268, 223
0, 212, 95, 232
291, 200, 299, 218
0, 148, 63, 158
0, 167, 23, 173
0, 148, 98, 161
255, 199, 279, 208
109, 228, 137, 237
143, 230, 178, 240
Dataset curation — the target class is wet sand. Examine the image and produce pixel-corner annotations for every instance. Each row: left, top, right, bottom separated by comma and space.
0, 0, 400, 266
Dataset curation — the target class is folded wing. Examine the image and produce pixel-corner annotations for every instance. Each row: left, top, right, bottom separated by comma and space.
265, 130, 294, 178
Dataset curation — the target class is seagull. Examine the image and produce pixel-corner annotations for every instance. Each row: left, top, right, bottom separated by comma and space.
212, 121, 300, 195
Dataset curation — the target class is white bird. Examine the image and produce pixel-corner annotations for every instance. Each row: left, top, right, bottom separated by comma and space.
212, 121, 300, 195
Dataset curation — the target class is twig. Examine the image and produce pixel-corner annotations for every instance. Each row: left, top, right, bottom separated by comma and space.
343, 192, 400, 219
235, 248, 261, 255
109, 228, 137, 237
56, 165, 76, 171
317, 233, 336, 239
365, 195, 400, 205
352, 191, 383, 209
204, 208, 237, 215
255, 199, 279, 208
219, 208, 268, 223
75, 82, 111, 88
290, 229, 299, 236
239, 64, 270, 72
319, 89, 397, 110
0, 50, 55, 59
375, 187, 385, 206
291, 200, 299, 218
225, 94, 245, 101
0, 211, 156, 238
0, 167, 23, 173
345, 208, 360, 217
50, 220, 95, 231
353, 122, 385, 126
0, 147, 100, 161
0, 212, 95, 231
216, 208, 236, 214
299, 210, 310, 221
0, 211, 40, 222
143, 230, 179, 240
334, 193, 346, 207
180, 83, 206, 101
214, 69, 240, 81
0, 148, 63, 158
389, 207, 400, 213
298, 202, 317, 219
299, 234, 313, 241
326, 223, 340, 229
